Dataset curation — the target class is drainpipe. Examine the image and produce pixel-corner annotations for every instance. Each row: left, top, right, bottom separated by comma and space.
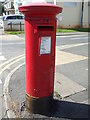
54, 0, 56, 5
80, 0, 84, 28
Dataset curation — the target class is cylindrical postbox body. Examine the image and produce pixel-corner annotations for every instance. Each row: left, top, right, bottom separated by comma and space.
19, 3, 62, 114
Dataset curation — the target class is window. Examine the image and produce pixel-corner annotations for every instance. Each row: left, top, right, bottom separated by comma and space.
47, 2, 54, 4
64, 2, 77, 7
17, 16, 24, 19
6, 16, 14, 20
6, 16, 24, 20
18, 3, 22, 6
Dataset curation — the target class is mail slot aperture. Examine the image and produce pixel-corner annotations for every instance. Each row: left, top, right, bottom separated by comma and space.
37, 26, 54, 31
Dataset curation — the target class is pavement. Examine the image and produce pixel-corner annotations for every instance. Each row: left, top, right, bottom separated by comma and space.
8, 63, 89, 119
0, 29, 89, 119
16, 31, 88, 38
56, 32, 88, 36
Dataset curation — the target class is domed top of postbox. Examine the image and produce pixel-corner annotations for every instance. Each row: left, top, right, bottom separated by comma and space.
19, 3, 62, 16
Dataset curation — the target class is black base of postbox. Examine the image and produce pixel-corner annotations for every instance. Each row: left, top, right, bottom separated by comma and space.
26, 94, 53, 115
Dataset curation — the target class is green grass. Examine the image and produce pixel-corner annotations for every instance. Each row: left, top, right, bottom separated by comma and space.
56, 29, 76, 33
72, 28, 90, 32
55, 91, 62, 99
57, 28, 90, 33
4, 28, 90, 35
5, 31, 25, 35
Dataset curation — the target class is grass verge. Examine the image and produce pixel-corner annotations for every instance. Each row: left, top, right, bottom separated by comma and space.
57, 28, 90, 33
55, 91, 62, 99
4, 28, 90, 35
5, 31, 25, 35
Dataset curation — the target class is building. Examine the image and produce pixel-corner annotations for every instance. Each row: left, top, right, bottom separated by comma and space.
3, 0, 14, 14
3, 0, 89, 28
0, 2, 3, 16
22, 0, 90, 28
3, 0, 22, 15
56, 1, 89, 28
14, 0, 22, 14
83, 1, 89, 28
0, 0, 4, 16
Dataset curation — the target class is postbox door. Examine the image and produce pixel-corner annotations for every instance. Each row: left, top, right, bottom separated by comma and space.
33, 25, 56, 97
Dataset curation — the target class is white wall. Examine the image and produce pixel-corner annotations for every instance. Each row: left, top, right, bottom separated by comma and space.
22, 0, 47, 5
57, 2, 82, 28
83, 2, 89, 28
89, 4, 90, 27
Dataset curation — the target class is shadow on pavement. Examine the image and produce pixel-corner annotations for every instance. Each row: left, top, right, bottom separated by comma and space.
45, 99, 90, 119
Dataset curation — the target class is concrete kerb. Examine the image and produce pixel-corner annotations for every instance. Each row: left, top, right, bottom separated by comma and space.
1, 32, 88, 41
3, 63, 25, 118
16, 32, 88, 39
56, 32, 88, 36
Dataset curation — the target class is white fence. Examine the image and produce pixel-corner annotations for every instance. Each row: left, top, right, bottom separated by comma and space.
3, 20, 24, 31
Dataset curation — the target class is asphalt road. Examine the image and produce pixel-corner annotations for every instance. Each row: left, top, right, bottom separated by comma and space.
0, 28, 89, 119
56, 34, 88, 103
0, 29, 25, 119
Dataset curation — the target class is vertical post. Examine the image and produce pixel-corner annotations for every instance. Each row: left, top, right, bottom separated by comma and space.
20, 22, 22, 31
54, 0, 56, 5
10, 22, 12, 31
80, 0, 84, 28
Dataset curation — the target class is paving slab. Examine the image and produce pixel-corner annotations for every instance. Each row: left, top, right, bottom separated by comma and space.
56, 32, 88, 36
65, 90, 88, 104
62, 44, 88, 57
8, 66, 89, 119
81, 99, 89, 104
54, 72, 86, 98
55, 50, 87, 65
56, 59, 88, 89
0, 35, 24, 41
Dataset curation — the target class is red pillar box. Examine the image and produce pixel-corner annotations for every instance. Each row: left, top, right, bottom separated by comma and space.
19, 3, 62, 114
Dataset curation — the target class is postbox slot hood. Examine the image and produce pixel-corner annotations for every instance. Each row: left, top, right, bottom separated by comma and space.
19, 3, 62, 16
37, 26, 54, 31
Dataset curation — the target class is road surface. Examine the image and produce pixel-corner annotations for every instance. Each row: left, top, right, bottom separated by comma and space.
0, 28, 89, 119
